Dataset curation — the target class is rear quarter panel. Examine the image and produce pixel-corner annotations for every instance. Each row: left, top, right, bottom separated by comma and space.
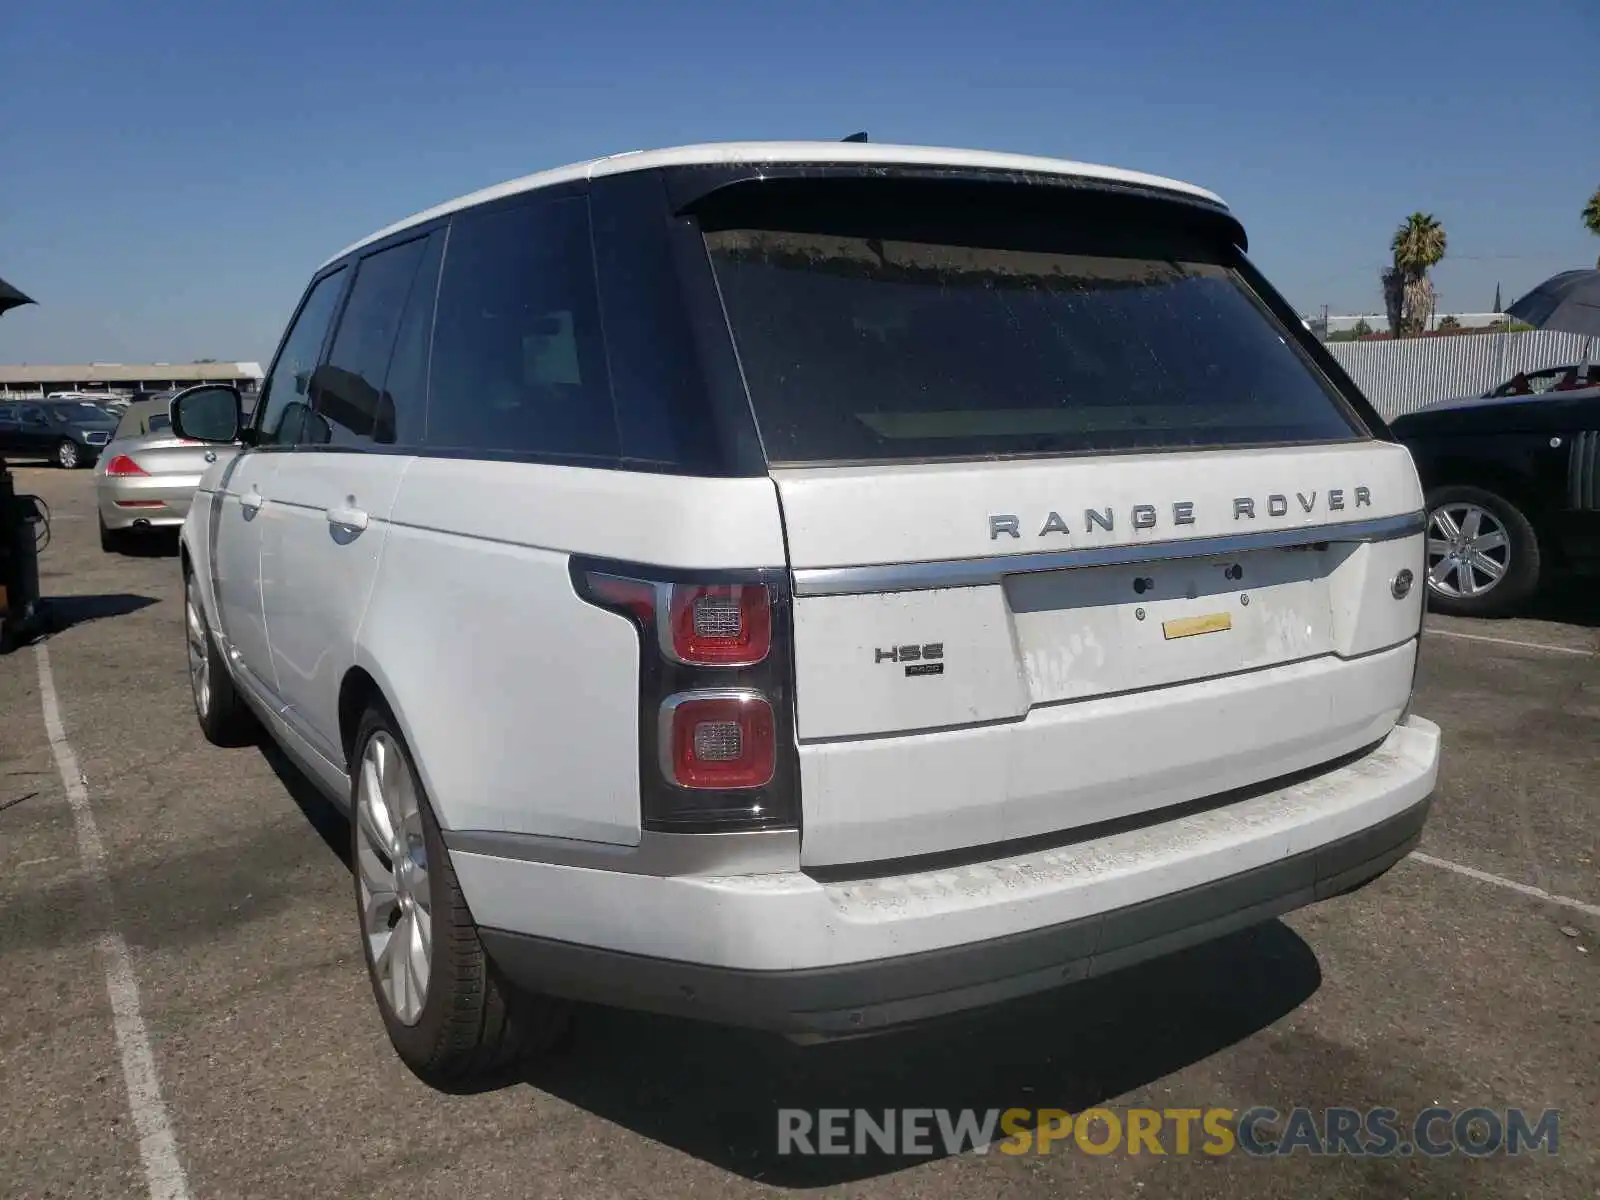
356, 458, 787, 841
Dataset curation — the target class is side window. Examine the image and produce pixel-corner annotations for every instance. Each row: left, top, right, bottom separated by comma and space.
255, 268, 348, 448
378, 231, 444, 447
425, 196, 618, 462
308, 236, 429, 448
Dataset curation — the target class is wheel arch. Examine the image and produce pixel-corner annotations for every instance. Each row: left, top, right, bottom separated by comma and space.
336, 662, 451, 829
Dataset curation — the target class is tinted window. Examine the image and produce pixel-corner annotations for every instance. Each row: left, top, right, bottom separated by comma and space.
48, 400, 108, 424
310, 236, 429, 447
373, 231, 443, 448
701, 192, 1361, 464
426, 196, 617, 462
256, 268, 348, 448
588, 172, 762, 476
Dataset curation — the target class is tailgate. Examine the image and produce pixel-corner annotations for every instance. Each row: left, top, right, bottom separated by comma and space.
694, 174, 1425, 866
776, 443, 1425, 865
780, 442, 1424, 740
127, 437, 224, 475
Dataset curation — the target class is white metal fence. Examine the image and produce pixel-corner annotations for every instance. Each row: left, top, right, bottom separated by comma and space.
1324, 331, 1594, 421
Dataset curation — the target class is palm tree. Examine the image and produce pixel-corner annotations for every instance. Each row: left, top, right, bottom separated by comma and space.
1584, 186, 1600, 266
1382, 213, 1447, 337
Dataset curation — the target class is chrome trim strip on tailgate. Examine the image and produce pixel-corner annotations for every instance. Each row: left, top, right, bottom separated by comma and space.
791, 510, 1426, 597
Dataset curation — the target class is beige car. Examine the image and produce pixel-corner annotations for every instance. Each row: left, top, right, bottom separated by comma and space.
94, 395, 236, 552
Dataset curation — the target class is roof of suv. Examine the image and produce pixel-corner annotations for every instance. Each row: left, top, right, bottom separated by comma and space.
323, 141, 1227, 268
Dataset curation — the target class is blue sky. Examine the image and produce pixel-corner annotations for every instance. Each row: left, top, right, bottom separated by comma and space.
2, 0, 1596, 365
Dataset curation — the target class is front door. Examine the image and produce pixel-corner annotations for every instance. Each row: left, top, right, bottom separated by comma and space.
211, 264, 351, 704
16, 405, 53, 458
209, 452, 280, 699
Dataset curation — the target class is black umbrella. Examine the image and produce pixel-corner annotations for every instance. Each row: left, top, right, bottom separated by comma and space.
1505, 268, 1600, 338
0, 275, 36, 318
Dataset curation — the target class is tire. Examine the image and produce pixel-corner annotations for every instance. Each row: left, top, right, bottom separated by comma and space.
350, 703, 569, 1086
55, 439, 81, 469
1423, 484, 1543, 618
99, 513, 131, 554
183, 568, 256, 746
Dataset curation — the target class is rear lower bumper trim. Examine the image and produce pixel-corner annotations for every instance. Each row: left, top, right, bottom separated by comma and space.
479, 793, 1430, 1036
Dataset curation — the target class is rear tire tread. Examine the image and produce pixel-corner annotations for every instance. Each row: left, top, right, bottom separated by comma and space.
353, 705, 568, 1086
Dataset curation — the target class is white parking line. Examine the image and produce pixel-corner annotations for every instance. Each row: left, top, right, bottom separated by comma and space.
35, 643, 191, 1200
1424, 627, 1596, 656
1410, 851, 1600, 919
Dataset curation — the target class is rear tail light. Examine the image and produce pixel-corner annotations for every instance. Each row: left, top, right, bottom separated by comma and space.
572, 560, 795, 833
105, 455, 147, 477
666, 584, 771, 665
660, 691, 775, 789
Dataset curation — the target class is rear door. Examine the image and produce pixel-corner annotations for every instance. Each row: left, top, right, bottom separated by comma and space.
696, 177, 1425, 866
258, 231, 438, 767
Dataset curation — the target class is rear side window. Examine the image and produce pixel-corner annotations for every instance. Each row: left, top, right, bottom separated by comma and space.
425, 196, 618, 463
311, 235, 430, 447
702, 192, 1362, 465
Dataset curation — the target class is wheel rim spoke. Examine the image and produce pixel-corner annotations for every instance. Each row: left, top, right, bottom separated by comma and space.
358, 730, 431, 1026
1427, 503, 1511, 600
1469, 550, 1505, 580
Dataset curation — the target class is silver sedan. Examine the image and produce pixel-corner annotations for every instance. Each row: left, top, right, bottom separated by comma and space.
94, 397, 236, 552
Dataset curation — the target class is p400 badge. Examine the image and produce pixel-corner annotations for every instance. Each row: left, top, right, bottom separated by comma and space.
875, 643, 945, 678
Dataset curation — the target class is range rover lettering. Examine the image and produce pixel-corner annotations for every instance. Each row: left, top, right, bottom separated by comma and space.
172, 141, 1440, 1085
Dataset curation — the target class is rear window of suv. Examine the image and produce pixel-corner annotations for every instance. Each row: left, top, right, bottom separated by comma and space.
700, 182, 1363, 465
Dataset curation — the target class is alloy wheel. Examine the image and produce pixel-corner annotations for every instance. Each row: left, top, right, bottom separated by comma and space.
355, 731, 432, 1026
1427, 503, 1511, 599
57, 440, 78, 469
185, 580, 210, 718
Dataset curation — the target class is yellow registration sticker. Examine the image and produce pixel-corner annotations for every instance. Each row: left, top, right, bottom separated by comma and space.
1162, 611, 1233, 640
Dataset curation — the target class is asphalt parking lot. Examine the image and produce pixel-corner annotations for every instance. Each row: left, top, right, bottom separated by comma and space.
2, 463, 1595, 1200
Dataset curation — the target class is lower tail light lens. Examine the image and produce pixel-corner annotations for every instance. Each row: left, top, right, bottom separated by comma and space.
660, 691, 775, 789
668, 584, 771, 665
105, 455, 147, 477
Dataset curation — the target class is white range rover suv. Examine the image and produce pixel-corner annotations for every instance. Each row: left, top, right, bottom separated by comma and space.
171, 141, 1440, 1085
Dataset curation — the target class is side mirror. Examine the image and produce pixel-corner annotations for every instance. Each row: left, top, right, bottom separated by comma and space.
170, 384, 242, 444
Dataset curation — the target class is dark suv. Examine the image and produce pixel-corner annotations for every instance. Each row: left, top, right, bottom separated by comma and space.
0, 399, 120, 468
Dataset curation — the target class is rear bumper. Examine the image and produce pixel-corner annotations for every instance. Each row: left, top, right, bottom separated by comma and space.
464, 716, 1440, 1036
97, 475, 199, 529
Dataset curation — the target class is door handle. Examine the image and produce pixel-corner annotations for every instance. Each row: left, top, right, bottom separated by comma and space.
239, 490, 263, 514
327, 504, 370, 532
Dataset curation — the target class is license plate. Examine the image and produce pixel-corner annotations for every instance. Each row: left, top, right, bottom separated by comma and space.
1162, 611, 1233, 640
